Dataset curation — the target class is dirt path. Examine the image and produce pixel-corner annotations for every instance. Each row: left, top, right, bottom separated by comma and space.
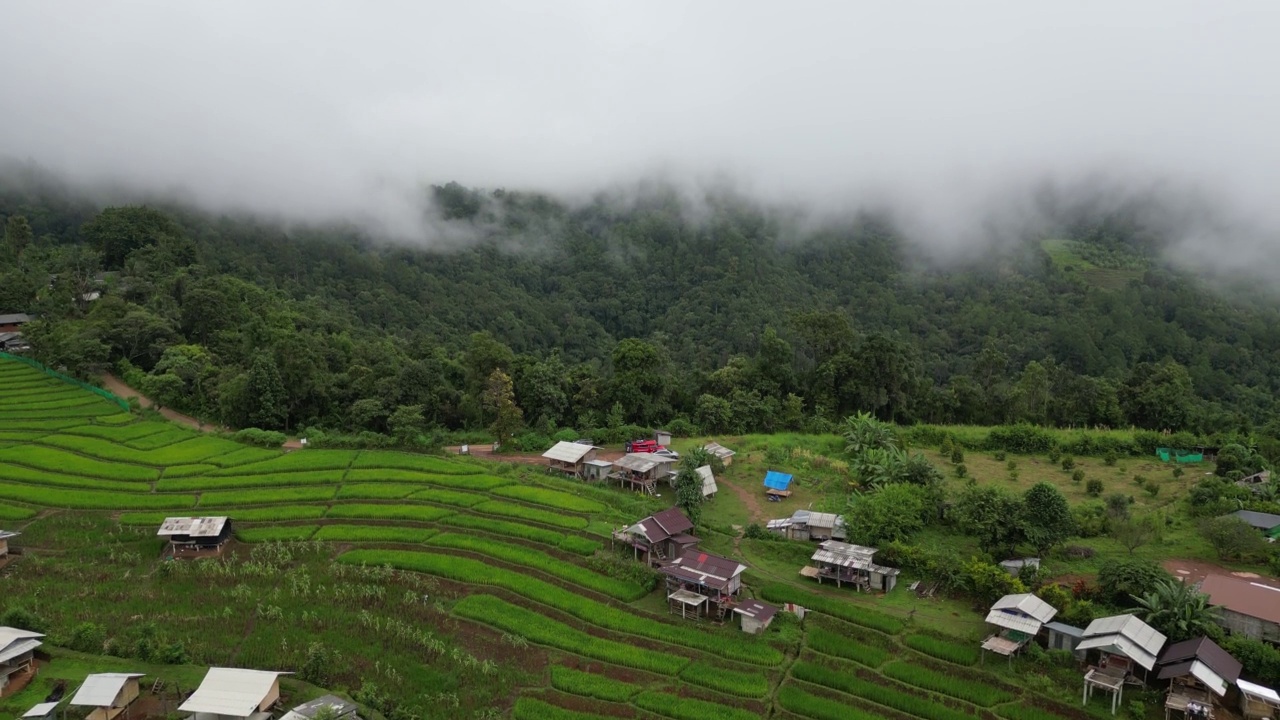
723, 475, 768, 524
1163, 558, 1280, 587
100, 373, 303, 448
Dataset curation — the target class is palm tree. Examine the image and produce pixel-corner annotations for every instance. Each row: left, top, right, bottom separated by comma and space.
843, 412, 898, 457
1130, 578, 1222, 642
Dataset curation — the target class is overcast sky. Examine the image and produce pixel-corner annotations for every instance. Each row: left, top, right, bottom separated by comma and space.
2, 1, 1278, 252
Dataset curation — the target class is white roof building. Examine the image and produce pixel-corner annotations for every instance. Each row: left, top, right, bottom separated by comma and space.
179, 668, 290, 720
541, 441, 598, 464
22, 702, 59, 719
70, 673, 145, 720
695, 465, 718, 497
986, 593, 1058, 635
157, 517, 229, 538
703, 442, 736, 460
279, 694, 360, 720
1077, 614, 1167, 671
0, 627, 45, 664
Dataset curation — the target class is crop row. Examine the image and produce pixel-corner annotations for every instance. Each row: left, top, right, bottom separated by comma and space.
237, 525, 319, 542
339, 550, 782, 665
38, 434, 271, 466
0, 431, 50, 442
904, 633, 981, 666
678, 662, 769, 698
549, 666, 639, 703
0, 418, 83, 431
208, 450, 356, 475
92, 413, 134, 425
119, 506, 328, 525
0, 405, 116, 419
453, 594, 686, 675
126, 428, 199, 450
0, 445, 159, 481
634, 691, 759, 720
157, 470, 347, 492
806, 628, 889, 667
362, 470, 510, 491
792, 660, 974, 720
490, 485, 605, 513
324, 503, 454, 523
425, 532, 645, 601
200, 486, 338, 506
0, 482, 195, 509
352, 450, 482, 475
438, 514, 601, 555
777, 684, 883, 720
511, 697, 612, 720
883, 661, 1012, 706
1, 395, 117, 411
997, 704, 1077, 720
471, 500, 588, 529
0, 462, 146, 492
59, 421, 171, 442
760, 583, 905, 635
160, 464, 219, 478
313, 525, 438, 543
0, 501, 36, 521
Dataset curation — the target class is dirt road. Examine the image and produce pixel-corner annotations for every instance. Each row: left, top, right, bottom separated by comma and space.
1163, 558, 1280, 586
100, 374, 303, 449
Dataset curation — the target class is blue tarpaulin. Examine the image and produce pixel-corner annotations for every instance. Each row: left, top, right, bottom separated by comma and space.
763, 471, 793, 491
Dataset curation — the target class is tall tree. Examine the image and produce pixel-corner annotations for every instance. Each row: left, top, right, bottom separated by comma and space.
81, 205, 184, 268
482, 369, 523, 444
244, 353, 288, 430
4, 215, 32, 258
1022, 482, 1076, 555
672, 466, 705, 528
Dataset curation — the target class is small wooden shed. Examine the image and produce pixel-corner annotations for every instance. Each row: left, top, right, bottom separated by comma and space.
733, 600, 779, 635
802, 540, 899, 592
541, 441, 601, 478
157, 517, 232, 555
703, 442, 736, 466
0, 530, 17, 560
0, 627, 44, 698
1238, 679, 1280, 720
69, 673, 145, 720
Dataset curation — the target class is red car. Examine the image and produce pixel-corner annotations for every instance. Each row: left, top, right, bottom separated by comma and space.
626, 439, 661, 454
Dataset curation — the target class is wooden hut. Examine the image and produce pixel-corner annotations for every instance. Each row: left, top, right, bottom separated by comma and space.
69, 673, 145, 720
582, 459, 613, 482
611, 453, 676, 494
981, 593, 1058, 662
660, 548, 747, 622
0, 627, 44, 698
612, 507, 698, 565
703, 442, 736, 466
0, 530, 16, 560
541, 441, 601, 478
801, 540, 899, 592
768, 510, 845, 541
157, 517, 232, 556
1156, 637, 1241, 720
1078, 614, 1167, 714
178, 668, 291, 720
733, 600, 779, 635
1238, 679, 1280, 720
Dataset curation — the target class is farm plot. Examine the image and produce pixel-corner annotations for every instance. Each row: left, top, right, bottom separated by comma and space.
0, 501, 36, 520
882, 661, 1012, 706
678, 662, 769, 698
352, 469, 511, 491
119, 506, 328, 525
0, 463, 146, 492
0, 446, 159, 481
0, 482, 195, 509
0, 404, 119, 419
325, 503, 454, 523
208, 450, 357, 475
904, 633, 981, 666
549, 666, 639, 703
472, 500, 588, 529
633, 690, 760, 720
453, 594, 687, 675
199, 486, 337, 506
60, 421, 172, 442
512, 697, 614, 720
313, 525, 438, 543
238, 525, 319, 542
125, 427, 198, 449
352, 450, 483, 474
334, 483, 421, 500
806, 625, 890, 667
490, 485, 605, 513
777, 684, 884, 720
760, 583, 903, 635
791, 659, 975, 720
438, 514, 601, 555
157, 470, 346, 492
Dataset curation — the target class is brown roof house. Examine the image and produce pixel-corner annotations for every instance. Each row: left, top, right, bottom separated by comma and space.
1156, 636, 1242, 719
1199, 574, 1280, 644
733, 600, 779, 635
660, 548, 747, 622
612, 507, 698, 566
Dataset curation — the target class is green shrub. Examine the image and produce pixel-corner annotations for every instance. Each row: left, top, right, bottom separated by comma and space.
550, 666, 638, 702
986, 424, 1057, 453
1048, 446, 1062, 463
1086, 478, 1104, 496
1104, 450, 1119, 466
1072, 469, 1085, 483
883, 661, 1012, 706
232, 428, 287, 447
1061, 455, 1075, 470
453, 594, 686, 674
904, 633, 980, 665
950, 448, 965, 464
954, 463, 967, 478
679, 662, 769, 698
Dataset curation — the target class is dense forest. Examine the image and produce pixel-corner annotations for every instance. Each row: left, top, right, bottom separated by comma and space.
3, 167, 1279, 445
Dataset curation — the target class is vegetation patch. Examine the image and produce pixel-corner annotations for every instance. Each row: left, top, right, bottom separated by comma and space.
348, 469, 511, 490
334, 483, 421, 500
490, 485, 605, 513
792, 660, 973, 720
777, 684, 883, 720
0, 482, 195, 509
205, 446, 283, 467
679, 662, 769, 698
237, 525, 319, 542
199, 486, 336, 506
806, 628, 890, 667
512, 697, 614, 720
549, 666, 639, 703
0, 501, 36, 521
0, 446, 158, 481
760, 583, 904, 634
904, 633, 981, 666
325, 503, 453, 523
0, 463, 148, 492
438, 514, 601, 555
158, 470, 345, 492
208, 450, 357, 475
882, 661, 1011, 706
313, 524, 437, 543
125, 427, 196, 450
633, 690, 759, 720
119, 506, 327, 525
60, 422, 171, 442
352, 451, 482, 474
472, 500, 588, 529
453, 594, 687, 674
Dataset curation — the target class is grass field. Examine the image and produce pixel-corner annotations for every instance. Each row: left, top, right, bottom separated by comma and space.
0, 357, 1207, 720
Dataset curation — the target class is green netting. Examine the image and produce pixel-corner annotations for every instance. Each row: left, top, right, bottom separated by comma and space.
0, 353, 129, 411
1156, 447, 1203, 463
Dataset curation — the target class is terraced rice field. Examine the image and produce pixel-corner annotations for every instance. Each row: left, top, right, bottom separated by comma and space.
0, 357, 1102, 719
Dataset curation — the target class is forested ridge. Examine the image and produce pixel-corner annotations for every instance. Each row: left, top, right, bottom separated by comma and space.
3, 171, 1279, 441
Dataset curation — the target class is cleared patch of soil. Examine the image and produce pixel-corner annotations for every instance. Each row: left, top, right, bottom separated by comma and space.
1163, 558, 1280, 586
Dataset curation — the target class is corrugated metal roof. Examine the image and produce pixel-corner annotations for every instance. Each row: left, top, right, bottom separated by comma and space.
279, 694, 359, 720
734, 600, 778, 622
1229, 510, 1280, 530
541, 441, 597, 463
0, 314, 32, 324
1201, 574, 1280, 624
766, 518, 791, 530
0, 530, 18, 541
1044, 621, 1084, 637
696, 466, 717, 496
805, 512, 841, 529
157, 517, 228, 537
70, 673, 144, 707
22, 702, 59, 718
1078, 614, 1166, 670
990, 593, 1058, 623
810, 540, 878, 569
178, 668, 289, 717
1238, 679, 1280, 703
985, 610, 1044, 635
703, 442, 735, 458
0, 627, 45, 664
583, 459, 614, 467
763, 471, 793, 490
614, 454, 659, 473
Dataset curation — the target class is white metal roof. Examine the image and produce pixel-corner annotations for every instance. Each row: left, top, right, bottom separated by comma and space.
1187, 660, 1230, 697
766, 518, 791, 529
696, 466, 718, 497
0, 530, 18, 541
583, 459, 614, 467
703, 442, 735, 458
811, 540, 877, 568
178, 668, 289, 717
157, 517, 228, 537
1077, 614, 1166, 670
803, 512, 841, 529
668, 589, 709, 606
990, 593, 1058, 623
0, 627, 44, 664
1238, 679, 1280, 704
22, 702, 59, 718
541, 441, 597, 463
70, 673, 145, 707
614, 454, 660, 473
279, 694, 359, 720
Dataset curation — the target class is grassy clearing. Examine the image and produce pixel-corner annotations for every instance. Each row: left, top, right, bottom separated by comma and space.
792, 660, 973, 720
325, 503, 453, 523
438, 514, 601, 555
209, 450, 357, 475
118, 506, 328, 525
349, 469, 511, 490
490, 485, 605, 513
883, 661, 1011, 706
0, 463, 147, 492
157, 470, 345, 492
238, 525, 319, 542
453, 594, 687, 675
760, 584, 904, 635
633, 690, 759, 720
679, 662, 769, 698
0, 482, 195, 509
904, 634, 981, 666
340, 549, 782, 665
0, 446, 159, 481
312, 525, 438, 543
512, 697, 614, 720
199, 486, 337, 506
806, 627, 889, 667
549, 666, 639, 702
0, 501, 36, 520
352, 450, 481, 474
425, 532, 646, 601
472, 501, 588, 529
